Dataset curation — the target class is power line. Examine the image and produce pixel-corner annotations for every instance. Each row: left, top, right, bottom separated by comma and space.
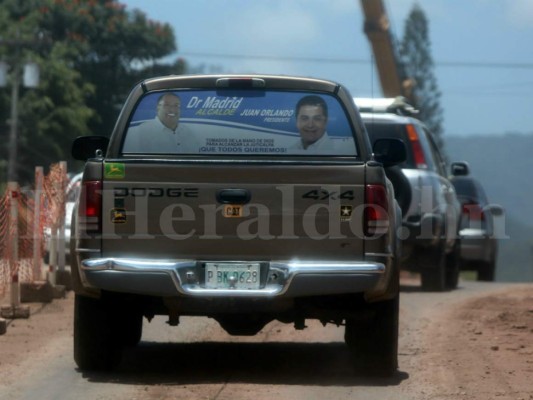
447, 81, 533, 92
437, 61, 533, 70
181, 51, 369, 65
180, 51, 533, 70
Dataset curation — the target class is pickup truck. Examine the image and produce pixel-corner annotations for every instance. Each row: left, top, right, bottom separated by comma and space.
70, 74, 406, 376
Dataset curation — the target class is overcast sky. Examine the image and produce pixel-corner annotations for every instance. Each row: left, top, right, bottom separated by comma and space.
121, 0, 533, 137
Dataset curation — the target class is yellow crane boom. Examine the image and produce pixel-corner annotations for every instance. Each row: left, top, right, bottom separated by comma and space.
360, 0, 414, 102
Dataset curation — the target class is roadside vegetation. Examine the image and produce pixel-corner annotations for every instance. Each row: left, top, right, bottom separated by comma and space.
0, 0, 183, 184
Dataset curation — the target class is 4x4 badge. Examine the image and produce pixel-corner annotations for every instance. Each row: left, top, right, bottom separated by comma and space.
105, 163, 125, 179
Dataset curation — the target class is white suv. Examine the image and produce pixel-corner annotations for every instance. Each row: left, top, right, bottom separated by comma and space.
355, 97, 465, 291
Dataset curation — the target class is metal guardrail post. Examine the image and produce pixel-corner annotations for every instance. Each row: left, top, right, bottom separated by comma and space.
8, 182, 20, 309
32, 167, 44, 280
57, 161, 67, 274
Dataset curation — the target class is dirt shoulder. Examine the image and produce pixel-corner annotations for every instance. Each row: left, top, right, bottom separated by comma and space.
0, 293, 74, 390
412, 284, 533, 400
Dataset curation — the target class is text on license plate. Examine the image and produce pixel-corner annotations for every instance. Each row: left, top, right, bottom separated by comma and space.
205, 263, 260, 289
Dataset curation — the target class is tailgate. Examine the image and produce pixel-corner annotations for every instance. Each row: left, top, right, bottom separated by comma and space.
101, 162, 366, 261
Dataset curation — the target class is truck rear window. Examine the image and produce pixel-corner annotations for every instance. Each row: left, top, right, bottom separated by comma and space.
121, 90, 357, 156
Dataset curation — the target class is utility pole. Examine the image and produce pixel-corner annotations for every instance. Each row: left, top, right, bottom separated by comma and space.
0, 29, 43, 182
7, 61, 21, 182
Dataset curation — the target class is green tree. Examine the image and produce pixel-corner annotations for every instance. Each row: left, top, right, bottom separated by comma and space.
0, 0, 180, 184
400, 3, 445, 150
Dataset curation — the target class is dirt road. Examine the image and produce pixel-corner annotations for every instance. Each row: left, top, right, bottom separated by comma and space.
0, 279, 531, 400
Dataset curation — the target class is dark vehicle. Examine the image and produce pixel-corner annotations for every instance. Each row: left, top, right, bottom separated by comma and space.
450, 166, 504, 281
355, 97, 465, 291
70, 75, 406, 376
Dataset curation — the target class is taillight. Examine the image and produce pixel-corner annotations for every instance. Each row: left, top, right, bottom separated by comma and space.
365, 184, 389, 236
406, 124, 427, 169
462, 202, 485, 221
79, 180, 102, 232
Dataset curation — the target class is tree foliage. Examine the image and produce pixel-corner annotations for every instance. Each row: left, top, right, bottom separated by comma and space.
0, 0, 181, 183
400, 3, 445, 151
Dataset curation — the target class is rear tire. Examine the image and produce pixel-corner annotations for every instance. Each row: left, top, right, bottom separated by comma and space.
477, 260, 496, 281
344, 295, 399, 377
385, 166, 412, 217
122, 308, 143, 347
445, 239, 461, 290
420, 245, 446, 291
73, 294, 123, 371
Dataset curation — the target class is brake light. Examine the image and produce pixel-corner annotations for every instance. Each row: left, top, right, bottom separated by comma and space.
406, 124, 427, 169
79, 180, 102, 232
462, 202, 485, 221
365, 184, 389, 236
215, 77, 266, 88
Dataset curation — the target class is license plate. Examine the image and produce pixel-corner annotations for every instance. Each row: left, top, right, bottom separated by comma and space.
205, 263, 260, 289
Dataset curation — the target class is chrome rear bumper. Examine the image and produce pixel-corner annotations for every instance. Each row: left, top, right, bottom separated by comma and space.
80, 258, 385, 298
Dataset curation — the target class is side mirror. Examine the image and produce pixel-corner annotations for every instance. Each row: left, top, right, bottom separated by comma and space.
451, 161, 470, 176
373, 138, 407, 167
72, 136, 109, 161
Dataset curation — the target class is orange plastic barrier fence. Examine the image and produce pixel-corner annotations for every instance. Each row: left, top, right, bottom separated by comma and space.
0, 191, 10, 298
0, 163, 69, 300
